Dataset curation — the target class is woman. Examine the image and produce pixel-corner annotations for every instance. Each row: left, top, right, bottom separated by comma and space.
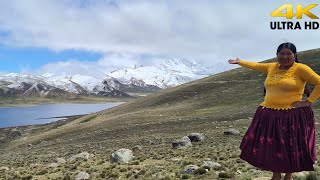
228, 42, 320, 180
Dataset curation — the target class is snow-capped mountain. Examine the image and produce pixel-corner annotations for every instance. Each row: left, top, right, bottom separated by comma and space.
0, 59, 214, 98
108, 59, 211, 88
0, 73, 130, 97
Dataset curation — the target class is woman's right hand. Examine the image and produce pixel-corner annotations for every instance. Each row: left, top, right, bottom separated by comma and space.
228, 58, 240, 64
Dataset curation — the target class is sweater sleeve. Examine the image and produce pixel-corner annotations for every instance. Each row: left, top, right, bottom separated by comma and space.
239, 60, 271, 74
298, 64, 320, 103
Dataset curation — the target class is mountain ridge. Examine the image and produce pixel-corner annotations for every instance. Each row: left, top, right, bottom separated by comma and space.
108, 59, 212, 88
0, 59, 213, 97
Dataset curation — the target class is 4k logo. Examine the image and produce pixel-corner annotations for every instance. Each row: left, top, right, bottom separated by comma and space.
271, 4, 319, 19
270, 4, 319, 30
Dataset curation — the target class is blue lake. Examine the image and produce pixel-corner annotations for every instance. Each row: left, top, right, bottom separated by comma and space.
0, 103, 123, 128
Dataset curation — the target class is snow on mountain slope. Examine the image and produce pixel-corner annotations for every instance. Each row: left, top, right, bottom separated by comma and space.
108, 59, 211, 88
0, 73, 47, 85
0, 73, 129, 97
0, 59, 218, 97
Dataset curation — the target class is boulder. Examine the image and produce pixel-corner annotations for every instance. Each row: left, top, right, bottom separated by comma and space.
111, 148, 133, 163
69, 152, 94, 161
183, 165, 199, 174
56, 158, 66, 164
202, 161, 221, 170
172, 136, 192, 149
188, 133, 205, 142
75, 171, 90, 180
224, 129, 240, 135
47, 163, 59, 168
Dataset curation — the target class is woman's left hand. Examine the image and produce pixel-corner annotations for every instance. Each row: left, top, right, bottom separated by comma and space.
291, 100, 312, 108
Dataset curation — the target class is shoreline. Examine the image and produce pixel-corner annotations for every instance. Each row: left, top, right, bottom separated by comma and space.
0, 114, 84, 130
0, 114, 85, 148
0, 96, 134, 107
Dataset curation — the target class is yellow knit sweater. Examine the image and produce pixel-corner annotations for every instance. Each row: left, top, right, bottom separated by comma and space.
239, 60, 320, 110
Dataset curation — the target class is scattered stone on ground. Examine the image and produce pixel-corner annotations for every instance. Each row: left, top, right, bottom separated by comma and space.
75, 171, 90, 180
183, 164, 199, 174
224, 128, 240, 135
69, 152, 94, 161
111, 148, 133, 163
172, 136, 192, 149
188, 133, 205, 142
202, 161, 221, 170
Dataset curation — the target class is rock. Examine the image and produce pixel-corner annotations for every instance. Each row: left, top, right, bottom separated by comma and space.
170, 157, 181, 162
56, 158, 66, 164
183, 165, 199, 174
111, 148, 133, 163
172, 136, 192, 149
224, 128, 240, 135
202, 161, 221, 170
69, 152, 94, 161
140, 138, 152, 145
132, 145, 142, 152
0, 166, 10, 171
75, 171, 90, 180
8, 130, 22, 139
187, 133, 205, 142
47, 163, 59, 168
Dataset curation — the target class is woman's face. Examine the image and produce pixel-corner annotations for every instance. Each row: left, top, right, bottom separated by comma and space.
277, 48, 296, 67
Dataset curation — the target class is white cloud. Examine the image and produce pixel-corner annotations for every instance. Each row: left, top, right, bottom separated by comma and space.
0, 0, 319, 72
97, 53, 140, 69
36, 53, 142, 77
36, 60, 103, 77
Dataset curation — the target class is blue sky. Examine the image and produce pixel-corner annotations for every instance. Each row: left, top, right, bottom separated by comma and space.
0, 46, 101, 73
0, 0, 319, 76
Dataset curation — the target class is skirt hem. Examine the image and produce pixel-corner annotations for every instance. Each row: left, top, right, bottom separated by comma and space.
240, 150, 315, 173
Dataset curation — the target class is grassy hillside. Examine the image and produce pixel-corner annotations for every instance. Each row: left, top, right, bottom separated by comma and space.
1, 48, 320, 179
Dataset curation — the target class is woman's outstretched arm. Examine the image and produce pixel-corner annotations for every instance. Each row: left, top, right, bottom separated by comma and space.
228, 57, 271, 74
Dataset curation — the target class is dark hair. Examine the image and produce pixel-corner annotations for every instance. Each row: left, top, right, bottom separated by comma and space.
276, 42, 297, 55
264, 42, 310, 97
